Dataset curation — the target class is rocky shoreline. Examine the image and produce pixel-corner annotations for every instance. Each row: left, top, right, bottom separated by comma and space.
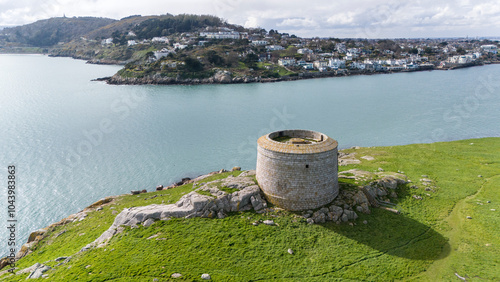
95, 61, 491, 86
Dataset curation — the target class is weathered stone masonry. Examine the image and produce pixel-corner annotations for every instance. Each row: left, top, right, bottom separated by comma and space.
256, 130, 339, 211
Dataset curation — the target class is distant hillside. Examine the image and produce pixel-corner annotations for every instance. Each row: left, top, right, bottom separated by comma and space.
0, 14, 238, 48
86, 14, 232, 39
0, 17, 116, 46
130, 14, 229, 39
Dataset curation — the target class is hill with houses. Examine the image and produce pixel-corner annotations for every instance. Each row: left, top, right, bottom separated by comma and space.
0, 14, 499, 84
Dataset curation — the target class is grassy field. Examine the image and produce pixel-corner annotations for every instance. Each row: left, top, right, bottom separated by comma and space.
1, 138, 499, 281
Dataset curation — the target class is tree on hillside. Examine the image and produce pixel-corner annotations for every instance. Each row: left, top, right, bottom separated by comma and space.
244, 53, 259, 68
183, 57, 204, 72
205, 50, 224, 66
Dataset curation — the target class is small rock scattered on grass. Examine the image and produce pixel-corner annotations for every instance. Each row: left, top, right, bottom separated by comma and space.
201, 273, 211, 280
171, 273, 182, 278
263, 220, 275, 226
288, 249, 294, 255
466, 216, 472, 219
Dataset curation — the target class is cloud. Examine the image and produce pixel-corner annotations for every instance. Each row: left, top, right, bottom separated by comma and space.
277, 18, 318, 28
0, 0, 499, 38
244, 16, 259, 28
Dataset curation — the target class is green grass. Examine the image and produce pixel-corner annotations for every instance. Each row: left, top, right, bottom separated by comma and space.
1, 138, 499, 281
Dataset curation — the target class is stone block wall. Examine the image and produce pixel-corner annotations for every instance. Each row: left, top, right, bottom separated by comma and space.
256, 130, 339, 211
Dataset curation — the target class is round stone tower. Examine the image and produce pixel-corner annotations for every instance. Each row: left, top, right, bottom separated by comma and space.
256, 129, 339, 211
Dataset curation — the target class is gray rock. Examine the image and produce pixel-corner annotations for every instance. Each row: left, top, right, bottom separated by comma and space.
217, 211, 226, 219
201, 273, 211, 280
250, 194, 265, 211
263, 220, 275, 226
466, 216, 472, 219
378, 177, 398, 189
27, 264, 51, 279
341, 213, 349, 222
376, 187, 387, 196
142, 218, 155, 227
358, 203, 371, 214
238, 170, 256, 177
353, 191, 369, 205
229, 185, 260, 211
54, 256, 68, 262
306, 218, 314, 224
223, 177, 257, 190
378, 167, 384, 172
413, 195, 422, 200
356, 206, 364, 213
171, 273, 182, 278
288, 249, 294, 255
16, 263, 40, 275
343, 210, 358, 220
312, 211, 326, 223
131, 190, 141, 195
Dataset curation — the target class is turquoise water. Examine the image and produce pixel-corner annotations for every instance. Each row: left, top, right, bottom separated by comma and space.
1, 54, 499, 256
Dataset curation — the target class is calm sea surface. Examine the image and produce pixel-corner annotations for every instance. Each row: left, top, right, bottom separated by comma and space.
1, 54, 499, 255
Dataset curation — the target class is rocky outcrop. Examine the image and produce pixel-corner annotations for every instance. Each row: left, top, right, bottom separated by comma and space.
85, 173, 266, 250
304, 170, 408, 224
15, 263, 51, 279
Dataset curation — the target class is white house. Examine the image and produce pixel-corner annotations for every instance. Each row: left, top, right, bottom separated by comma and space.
313, 60, 329, 69
297, 48, 313, 54
154, 48, 175, 60
405, 63, 419, 70
266, 45, 285, 51
328, 58, 345, 69
481, 45, 498, 54
202, 31, 240, 40
350, 62, 366, 70
101, 38, 113, 45
152, 37, 169, 43
173, 43, 188, 50
278, 58, 297, 67
251, 40, 268, 46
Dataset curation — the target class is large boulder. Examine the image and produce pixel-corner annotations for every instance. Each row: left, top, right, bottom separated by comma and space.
213, 71, 232, 84
26, 264, 51, 279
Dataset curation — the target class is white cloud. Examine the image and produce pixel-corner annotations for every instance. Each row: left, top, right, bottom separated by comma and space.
277, 18, 317, 28
244, 16, 259, 28
0, 0, 499, 38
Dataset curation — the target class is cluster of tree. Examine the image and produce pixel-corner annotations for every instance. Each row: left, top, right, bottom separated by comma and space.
132, 14, 225, 39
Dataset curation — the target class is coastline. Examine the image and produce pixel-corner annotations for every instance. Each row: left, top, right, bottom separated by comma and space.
97, 60, 487, 86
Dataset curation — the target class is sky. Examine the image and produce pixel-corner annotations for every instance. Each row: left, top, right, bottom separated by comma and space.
1, 0, 499, 38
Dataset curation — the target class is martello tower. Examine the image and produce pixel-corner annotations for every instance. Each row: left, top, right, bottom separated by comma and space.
256, 129, 339, 211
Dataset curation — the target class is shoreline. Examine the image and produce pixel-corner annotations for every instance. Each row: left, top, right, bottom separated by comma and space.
97, 61, 489, 86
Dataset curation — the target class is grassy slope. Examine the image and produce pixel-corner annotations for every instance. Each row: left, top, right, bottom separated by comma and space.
1, 138, 499, 281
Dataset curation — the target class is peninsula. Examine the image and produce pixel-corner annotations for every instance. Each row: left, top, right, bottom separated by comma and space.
1, 15, 499, 85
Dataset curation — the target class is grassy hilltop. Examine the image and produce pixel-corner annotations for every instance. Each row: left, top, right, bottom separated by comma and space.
0, 138, 499, 281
